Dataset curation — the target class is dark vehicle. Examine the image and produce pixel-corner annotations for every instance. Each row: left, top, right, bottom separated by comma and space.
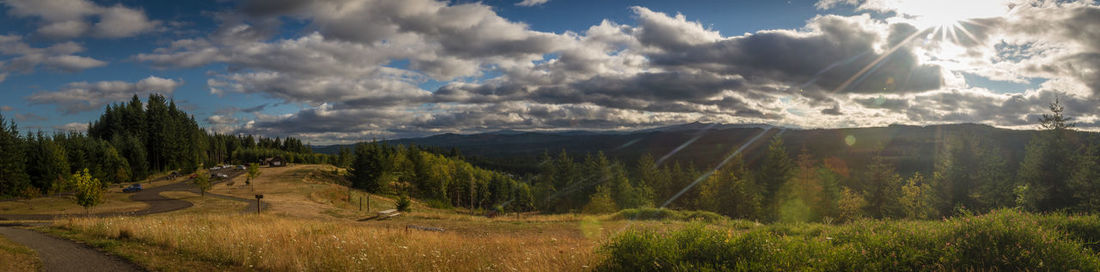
122, 183, 143, 193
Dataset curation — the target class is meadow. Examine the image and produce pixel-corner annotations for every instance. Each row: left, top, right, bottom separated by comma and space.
21, 165, 1100, 271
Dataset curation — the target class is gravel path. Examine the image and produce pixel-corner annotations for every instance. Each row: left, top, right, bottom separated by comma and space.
0, 227, 141, 272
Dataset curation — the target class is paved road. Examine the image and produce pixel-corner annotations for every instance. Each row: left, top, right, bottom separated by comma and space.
0, 226, 141, 272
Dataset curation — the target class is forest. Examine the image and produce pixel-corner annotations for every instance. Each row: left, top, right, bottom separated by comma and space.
344, 101, 1100, 222
0, 94, 329, 198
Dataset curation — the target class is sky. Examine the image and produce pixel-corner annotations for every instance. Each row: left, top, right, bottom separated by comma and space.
1, 0, 1099, 144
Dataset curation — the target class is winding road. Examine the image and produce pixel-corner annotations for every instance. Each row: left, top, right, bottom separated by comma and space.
0, 168, 267, 220
0, 168, 271, 271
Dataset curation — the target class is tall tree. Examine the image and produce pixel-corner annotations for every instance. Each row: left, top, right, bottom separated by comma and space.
862, 154, 904, 219
0, 113, 30, 196
1017, 98, 1078, 211
757, 137, 793, 220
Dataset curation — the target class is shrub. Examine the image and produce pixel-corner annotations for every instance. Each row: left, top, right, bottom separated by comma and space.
396, 194, 411, 212
613, 208, 728, 223
598, 209, 1100, 271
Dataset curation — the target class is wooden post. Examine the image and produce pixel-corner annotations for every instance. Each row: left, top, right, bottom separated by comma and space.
255, 194, 264, 214
359, 196, 362, 211
366, 193, 370, 212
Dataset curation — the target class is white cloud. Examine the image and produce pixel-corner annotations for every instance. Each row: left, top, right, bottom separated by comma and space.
0, 35, 107, 76
2, 0, 159, 39
516, 0, 549, 7
127, 0, 1100, 143
26, 76, 183, 114
55, 122, 88, 132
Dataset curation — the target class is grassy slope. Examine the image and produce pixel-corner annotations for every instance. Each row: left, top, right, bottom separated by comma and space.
0, 234, 40, 272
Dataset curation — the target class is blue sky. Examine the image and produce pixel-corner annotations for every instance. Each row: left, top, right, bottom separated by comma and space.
1, 0, 1098, 144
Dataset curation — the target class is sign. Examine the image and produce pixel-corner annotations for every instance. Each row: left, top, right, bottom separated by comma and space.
255, 194, 264, 199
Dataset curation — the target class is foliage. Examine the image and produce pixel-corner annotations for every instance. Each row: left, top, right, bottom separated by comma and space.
247, 163, 261, 186
0, 94, 330, 197
193, 168, 210, 198
599, 209, 1100, 271
899, 173, 938, 220
347, 142, 534, 212
0, 113, 30, 197
395, 194, 412, 212
72, 168, 103, 213
1017, 99, 1080, 212
612, 208, 728, 223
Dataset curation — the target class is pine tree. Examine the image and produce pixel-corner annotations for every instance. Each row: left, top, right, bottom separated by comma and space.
1069, 142, 1100, 212
757, 137, 793, 220
1017, 99, 1078, 211
0, 113, 30, 196
862, 154, 904, 219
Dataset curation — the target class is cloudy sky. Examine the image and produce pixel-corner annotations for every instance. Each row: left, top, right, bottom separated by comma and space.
1, 0, 1098, 144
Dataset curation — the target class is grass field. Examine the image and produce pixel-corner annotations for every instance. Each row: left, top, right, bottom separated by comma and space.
19, 165, 1100, 271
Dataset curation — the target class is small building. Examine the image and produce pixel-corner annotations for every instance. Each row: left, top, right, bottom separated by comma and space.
263, 157, 286, 167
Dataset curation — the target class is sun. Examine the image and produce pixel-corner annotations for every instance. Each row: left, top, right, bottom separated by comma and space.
891, 0, 1009, 29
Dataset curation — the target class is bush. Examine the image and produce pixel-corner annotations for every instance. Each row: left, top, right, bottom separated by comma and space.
613, 208, 728, 223
396, 195, 411, 212
598, 209, 1100, 271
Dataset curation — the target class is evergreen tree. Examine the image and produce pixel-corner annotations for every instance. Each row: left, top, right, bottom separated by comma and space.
0, 113, 30, 196
862, 154, 904, 218
757, 137, 793, 220
1069, 142, 1100, 212
1017, 99, 1078, 211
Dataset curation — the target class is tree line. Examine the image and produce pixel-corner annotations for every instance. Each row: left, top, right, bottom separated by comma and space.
344, 142, 536, 212
0, 94, 329, 198
524, 100, 1100, 222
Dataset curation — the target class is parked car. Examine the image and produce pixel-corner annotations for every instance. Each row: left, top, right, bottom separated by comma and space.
189, 173, 197, 179
237, 165, 247, 170
123, 183, 143, 193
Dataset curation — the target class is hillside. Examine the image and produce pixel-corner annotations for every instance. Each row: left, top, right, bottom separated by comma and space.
316, 123, 1072, 176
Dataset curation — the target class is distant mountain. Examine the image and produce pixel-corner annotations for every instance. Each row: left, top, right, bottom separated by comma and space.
314, 123, 1097, 176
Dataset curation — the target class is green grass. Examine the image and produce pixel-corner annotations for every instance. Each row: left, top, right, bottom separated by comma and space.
611, 208, 730, 223
598, 209, 1100, 271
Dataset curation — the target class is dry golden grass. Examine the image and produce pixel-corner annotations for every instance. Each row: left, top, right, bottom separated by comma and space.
158, 191, 249, 216
33, 164, 703, 271
0, 233, 39, 272
55, 213, 601, 271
